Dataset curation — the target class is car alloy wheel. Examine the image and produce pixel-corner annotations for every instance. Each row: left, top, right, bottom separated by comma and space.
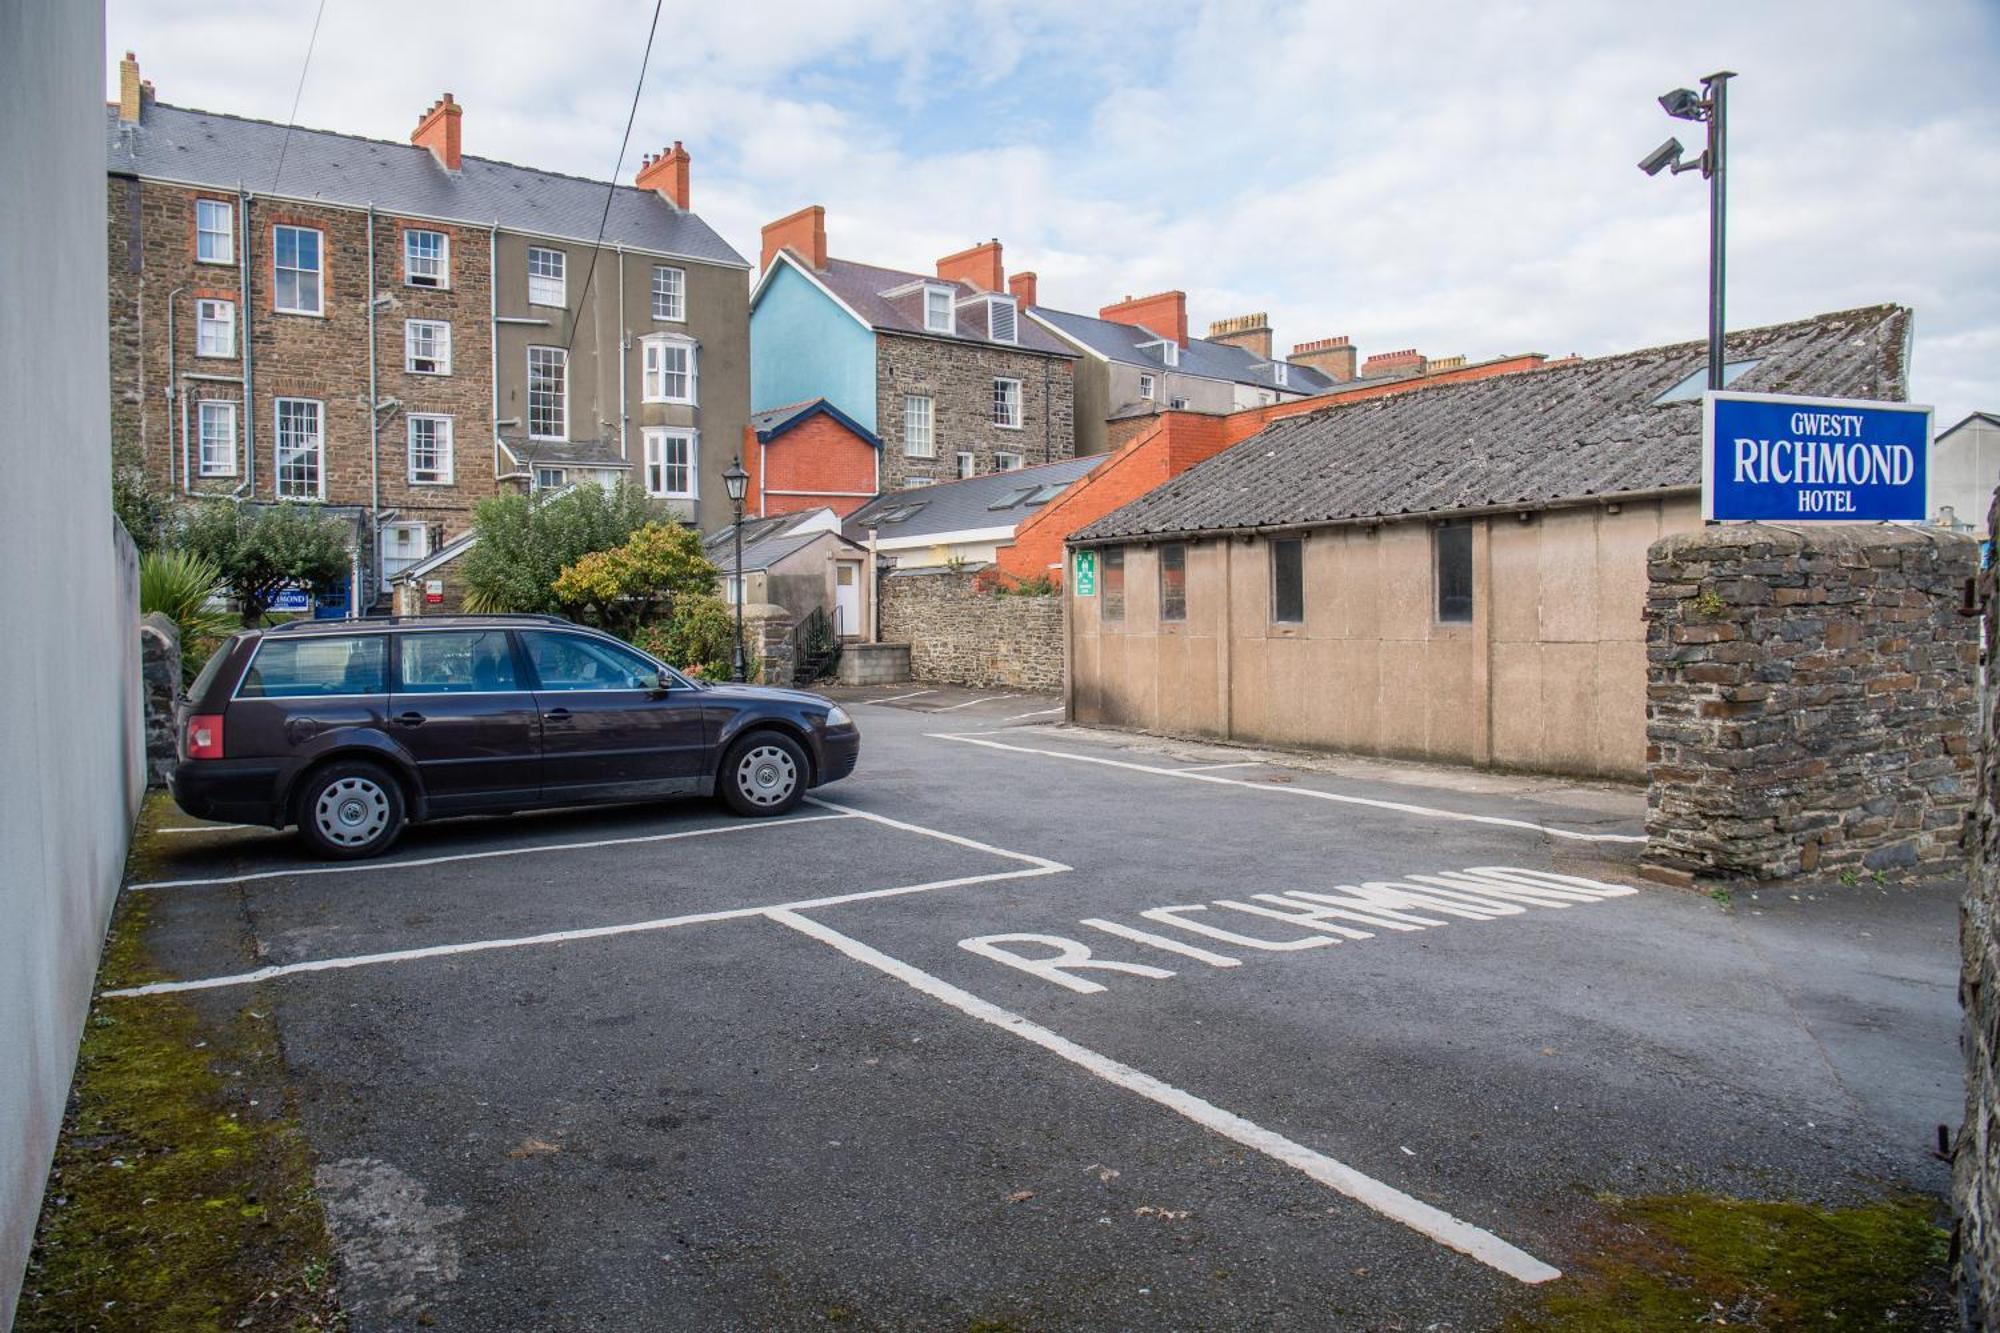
315, 774, 392, 849
735, 744, 799, 809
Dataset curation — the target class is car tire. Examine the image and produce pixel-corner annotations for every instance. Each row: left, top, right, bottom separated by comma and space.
719, 730, 808, 817
296, 759, 407, 860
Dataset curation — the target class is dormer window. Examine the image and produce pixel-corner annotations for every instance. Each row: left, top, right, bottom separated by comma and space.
924, 285, 955, 335
987, 295, 1017, 344
1273, 363, 1289, 388
1143, 338, 1180, 368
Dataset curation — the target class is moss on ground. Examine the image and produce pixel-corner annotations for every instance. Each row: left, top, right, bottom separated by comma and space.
1505, 1192, 1952, 1331
17, 795, 343, 1332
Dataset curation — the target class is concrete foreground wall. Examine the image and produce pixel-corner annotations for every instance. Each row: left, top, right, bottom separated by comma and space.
1957, 485, 2000, 1325
1067, 497, 1698, 778
0, 5, 147, 1322
1643, 523, 1977, 882
880, 570, 1063, 691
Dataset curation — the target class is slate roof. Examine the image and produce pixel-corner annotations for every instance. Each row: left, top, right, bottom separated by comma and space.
702, 509, 859, 575
1029, 306, 1338, 395
844, 454, 1106, 542
1075, 305, 1912, 543
503, 435, 630, 470
801, 257, 1074, 356
107, 102, 748, 267
750, 397, 881, 447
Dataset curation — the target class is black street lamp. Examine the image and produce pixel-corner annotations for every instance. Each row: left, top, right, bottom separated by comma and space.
723, 456, 750, 682
1639, 71, 1736, 391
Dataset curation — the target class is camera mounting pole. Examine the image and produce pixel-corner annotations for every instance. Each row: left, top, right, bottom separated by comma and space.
1700, 71, 1734, 392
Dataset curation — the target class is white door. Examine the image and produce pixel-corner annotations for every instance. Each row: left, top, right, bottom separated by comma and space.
834, 563, 861, 638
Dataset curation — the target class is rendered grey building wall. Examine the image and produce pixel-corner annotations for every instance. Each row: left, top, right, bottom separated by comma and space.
0, 3, 148, 1321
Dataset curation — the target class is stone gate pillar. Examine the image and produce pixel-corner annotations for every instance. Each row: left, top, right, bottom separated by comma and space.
1642, 522, 1978, 882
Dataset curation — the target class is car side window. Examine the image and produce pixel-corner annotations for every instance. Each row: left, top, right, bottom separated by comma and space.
396, 630, 519, 694
521, 632, 659, 691
237, 636, 387, 698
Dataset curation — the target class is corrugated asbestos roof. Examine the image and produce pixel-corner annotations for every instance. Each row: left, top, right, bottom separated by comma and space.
107, 102, 748, 267
807, 258, 1075, 356
1075, 305, 1912, 542
1029, 306, 1338, 394
844, 454, 1106, 541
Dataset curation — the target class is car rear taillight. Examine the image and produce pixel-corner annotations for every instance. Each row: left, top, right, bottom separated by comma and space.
186, 714, 225, 760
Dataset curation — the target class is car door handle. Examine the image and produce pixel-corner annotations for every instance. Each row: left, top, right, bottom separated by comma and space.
395, 711, 426, 727
543, 707, 572, 723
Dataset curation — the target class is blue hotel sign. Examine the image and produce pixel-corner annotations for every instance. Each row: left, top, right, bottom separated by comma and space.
1703, 391, 1931, 523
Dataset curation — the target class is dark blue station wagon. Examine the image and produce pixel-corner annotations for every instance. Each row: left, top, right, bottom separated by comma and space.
171, 615, 859, 858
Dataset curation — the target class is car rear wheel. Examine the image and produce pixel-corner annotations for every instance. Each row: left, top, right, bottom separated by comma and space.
296, 760, 406, 859
719, 731, 807, 817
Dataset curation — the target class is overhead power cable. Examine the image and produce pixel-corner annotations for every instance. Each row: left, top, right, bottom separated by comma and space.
270, 0, 330, 192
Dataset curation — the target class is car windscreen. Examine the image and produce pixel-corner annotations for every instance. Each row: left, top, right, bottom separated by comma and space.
236, 635, 388, 698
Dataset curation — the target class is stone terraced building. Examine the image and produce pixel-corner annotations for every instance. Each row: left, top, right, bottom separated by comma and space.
105, 53, 749, 609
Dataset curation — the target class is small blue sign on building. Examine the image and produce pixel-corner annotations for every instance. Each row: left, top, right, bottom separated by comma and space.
1703, 391, 1931, 523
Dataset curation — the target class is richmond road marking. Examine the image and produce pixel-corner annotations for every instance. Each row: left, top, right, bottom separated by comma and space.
765, 907, 1561, 1285
930, 732, 1645, 845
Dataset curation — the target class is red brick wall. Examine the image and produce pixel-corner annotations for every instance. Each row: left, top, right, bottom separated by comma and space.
998, 413, 1230, 583
747, 414, 878, 519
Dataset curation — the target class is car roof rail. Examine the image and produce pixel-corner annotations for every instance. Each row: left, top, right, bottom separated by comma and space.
261, 612, 574, 633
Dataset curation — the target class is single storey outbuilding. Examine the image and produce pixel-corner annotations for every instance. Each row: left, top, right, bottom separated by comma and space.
1064, 305, 1915, 779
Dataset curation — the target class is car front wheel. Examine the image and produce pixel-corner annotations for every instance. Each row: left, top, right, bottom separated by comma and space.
296, 760, 407, 859
719, 731, 808, 817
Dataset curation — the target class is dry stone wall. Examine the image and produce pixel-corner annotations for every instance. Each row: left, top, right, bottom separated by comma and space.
1957, 487, 2000, 1325
880, 569, 1063, 691
1643, 522, 1978, 882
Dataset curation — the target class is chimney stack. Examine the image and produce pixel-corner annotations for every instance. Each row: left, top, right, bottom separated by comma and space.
761, 204, 827, 272
937, 239, 1004, 292
411, 93, 463, 171
1289, 336, 1357, 382
1361, 348, 1428, 382
1008, 271, 1038, 309
635, 141, 691, 210
117, 52, 147, 123
1099, 291, 1188, 348
1207, 313, 1272, 361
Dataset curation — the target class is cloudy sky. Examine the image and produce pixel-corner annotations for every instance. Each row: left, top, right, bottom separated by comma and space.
107, 0, 1998, 424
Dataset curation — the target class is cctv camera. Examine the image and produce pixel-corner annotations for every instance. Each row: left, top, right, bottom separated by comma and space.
1638, 137, 1683, 176
1658, 88, 1707, 121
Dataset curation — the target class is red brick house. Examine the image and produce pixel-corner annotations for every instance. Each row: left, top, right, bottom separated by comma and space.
743, 398, 880, 518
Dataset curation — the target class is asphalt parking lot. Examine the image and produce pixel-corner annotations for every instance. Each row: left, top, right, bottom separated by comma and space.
117, 684, 1960, 1330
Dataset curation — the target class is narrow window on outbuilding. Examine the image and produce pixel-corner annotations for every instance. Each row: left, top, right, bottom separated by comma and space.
1102, 548, 1125, 623
1435, 522, 1473, 623
1159, 543, 1187, 622
1270, 537, 1304, 623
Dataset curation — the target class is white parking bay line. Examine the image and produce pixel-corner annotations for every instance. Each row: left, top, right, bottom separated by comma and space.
128, 812, 859, 891
765, 908, 1560, 1285
1008, 707, 1066, 721
157, 824, 251, 835
929, 694, 1019, 713
101, 864, 1068, 1000
869, 690, 938, 705
1175, 761, 1263, 772
930, 733, 1645, 845
104, 805, 1071, 998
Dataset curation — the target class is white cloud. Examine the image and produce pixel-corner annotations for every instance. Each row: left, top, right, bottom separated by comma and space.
109, 0, 1999, 422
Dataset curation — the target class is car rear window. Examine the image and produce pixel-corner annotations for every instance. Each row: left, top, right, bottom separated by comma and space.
186, 634, 245, 704
237, 635, 388, 698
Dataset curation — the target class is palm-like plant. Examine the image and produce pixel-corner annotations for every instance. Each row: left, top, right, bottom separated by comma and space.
139, 549, 237, 682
